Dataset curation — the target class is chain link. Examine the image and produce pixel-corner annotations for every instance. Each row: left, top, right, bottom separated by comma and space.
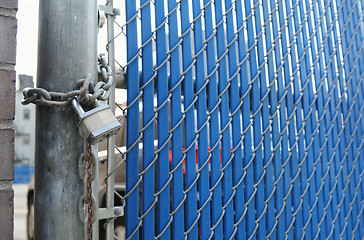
21, 54, 113, 107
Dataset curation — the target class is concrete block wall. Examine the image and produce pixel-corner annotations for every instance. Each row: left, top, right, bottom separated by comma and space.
0, 0, 17, 239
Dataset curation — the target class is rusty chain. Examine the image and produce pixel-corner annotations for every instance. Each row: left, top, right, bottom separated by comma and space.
21, 54, 113, 107
87, 144, 93, 240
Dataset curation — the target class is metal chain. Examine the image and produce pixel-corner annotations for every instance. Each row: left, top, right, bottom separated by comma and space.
21, 54, 113, 107
87, 144, 93, 240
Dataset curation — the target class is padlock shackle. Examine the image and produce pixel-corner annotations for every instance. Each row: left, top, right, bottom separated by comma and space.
71, 98, 85, 116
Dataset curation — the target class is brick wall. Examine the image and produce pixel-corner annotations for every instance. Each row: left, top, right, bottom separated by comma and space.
0, 0, 17, 239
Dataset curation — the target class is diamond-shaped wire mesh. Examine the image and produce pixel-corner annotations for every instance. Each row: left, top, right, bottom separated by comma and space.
99, 0, 364, 239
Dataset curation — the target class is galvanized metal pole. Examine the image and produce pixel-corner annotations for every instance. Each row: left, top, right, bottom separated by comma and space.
35, 0, 97, 239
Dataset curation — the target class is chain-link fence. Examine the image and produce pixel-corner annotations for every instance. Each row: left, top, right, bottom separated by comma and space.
98, 0, 364, 239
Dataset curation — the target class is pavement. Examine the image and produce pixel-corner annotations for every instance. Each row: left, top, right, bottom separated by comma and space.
14, 184, 28, 240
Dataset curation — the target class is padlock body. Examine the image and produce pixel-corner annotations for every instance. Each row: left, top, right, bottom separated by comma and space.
78, 105, 121, 144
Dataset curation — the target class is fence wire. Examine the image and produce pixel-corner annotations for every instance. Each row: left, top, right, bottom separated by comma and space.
99, 0, 364, 239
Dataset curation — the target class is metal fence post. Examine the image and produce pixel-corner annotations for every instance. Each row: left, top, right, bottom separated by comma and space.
35, 0, 97, 239
105, 0, 116, 238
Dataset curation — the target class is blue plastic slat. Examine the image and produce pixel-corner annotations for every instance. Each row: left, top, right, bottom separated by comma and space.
213, 0, 234, 237
351, 0, 364, 237
140, 0, 155, 238
243, 0, 264, 238
253, 0, 274, 237
296, 1, 323, 238
269, 0, 289, 238
190, 0, 211, 239
179, 0, 199, 238
277, 1, 298, 238
202, 0, 223, 238
341, 1, 363, 238
125, 0, 140, 239
336, 1, 355, 238
155, 0, 171, 238
235, 1, 251, 238
223, 0, 245, 239
167, 0, 184, 238
323, 0, 347, 236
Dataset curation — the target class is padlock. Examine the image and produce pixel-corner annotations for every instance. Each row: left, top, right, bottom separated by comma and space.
71, 98, 122, 145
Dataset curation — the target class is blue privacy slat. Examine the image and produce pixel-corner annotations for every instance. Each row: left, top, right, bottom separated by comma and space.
311, 0, 335, 238
348, 0, 364, 237
261, 0, 278, 238
223, 1, 244, 239
155, 0, 171, 238
337, 1, 355, 238
126, 0, 139, 239
342, 1, 362, 238
140, 0, 155, 238
320, 3, 338, 236
253, 1, 274, 237
120, 0, 364, 239
302, 2, 329, 238
179, 0, 198, 238
202, 0, 223, 238
296, 1, 322, 239
277, 2, 297, 239
316, 1, 338, 237
243, 0, 264, 238
331, 1, 350, 238
269, 0, 288, 238
322, 0, 346, 236
351, 0, 364, 236
282, 1, 311, 238
190, 0, 211, 239
339, 1, 362, 238
235, 1, 250, 239
213, 0, 234, 238
167, 0, 185, 238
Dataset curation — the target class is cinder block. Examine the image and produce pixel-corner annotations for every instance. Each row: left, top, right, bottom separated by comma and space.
0, 129, 14, 181
0, 189, 14, 240
0, 15, 17, 65
0, 70, 15, 120
0, 0, 18, 10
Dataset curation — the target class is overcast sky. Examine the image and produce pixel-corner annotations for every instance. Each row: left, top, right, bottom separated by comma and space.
15, 0, 39, 84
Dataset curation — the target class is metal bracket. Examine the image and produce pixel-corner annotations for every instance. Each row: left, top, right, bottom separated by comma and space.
98, 207, 124, 220
98, 5, 120, 16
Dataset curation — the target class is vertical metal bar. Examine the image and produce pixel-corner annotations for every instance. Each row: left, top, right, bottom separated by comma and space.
35, 0, 97, 239
126, 0, 140, 239
105, 0, 116, 238
154, 0, 171, 239
203, 0, 224, 238
213, 0, 234, 238
180, 1, 199, 239
140, 0, 155, 238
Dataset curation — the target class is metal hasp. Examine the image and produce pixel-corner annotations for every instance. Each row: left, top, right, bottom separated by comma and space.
71, 99, 122, 145
35, 0, 97, 239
